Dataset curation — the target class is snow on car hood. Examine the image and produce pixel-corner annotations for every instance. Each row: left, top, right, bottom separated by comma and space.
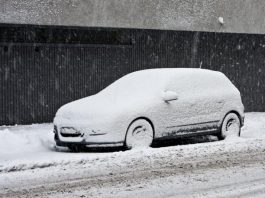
54, 94, 157, 126
54, 91, 158, 123
55, 95, 104, 121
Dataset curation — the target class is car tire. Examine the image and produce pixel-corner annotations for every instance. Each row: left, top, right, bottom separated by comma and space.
219, 113, 241, 140
125, 119, 154, 149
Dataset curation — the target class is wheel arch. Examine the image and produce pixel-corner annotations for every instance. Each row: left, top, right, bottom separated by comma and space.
224, 110, 243, 127
124, 117, 155, 143
219, 110, 243, 136
218, 110, 242, 140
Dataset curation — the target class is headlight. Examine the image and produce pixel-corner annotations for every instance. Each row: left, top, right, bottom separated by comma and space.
59, 127, 83, 137
60, 127, 79, 134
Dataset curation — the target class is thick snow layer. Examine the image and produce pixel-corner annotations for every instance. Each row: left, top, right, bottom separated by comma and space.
241, 112, 265, 138
0, 124, 53, 156
54, 68, 244, 145
0, 124, 103, 172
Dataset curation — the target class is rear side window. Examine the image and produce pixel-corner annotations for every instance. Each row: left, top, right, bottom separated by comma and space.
166, 71, 230, 94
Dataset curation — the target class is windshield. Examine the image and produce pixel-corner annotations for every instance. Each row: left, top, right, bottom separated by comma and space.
100, 70, 169, 99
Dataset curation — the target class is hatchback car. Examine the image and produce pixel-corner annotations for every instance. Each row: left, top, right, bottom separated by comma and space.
53, 68, 244, 151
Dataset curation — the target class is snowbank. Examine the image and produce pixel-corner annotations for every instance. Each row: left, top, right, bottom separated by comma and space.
0, 124, 104, 172
0, 124, 53, 155
241, 112, 265, 138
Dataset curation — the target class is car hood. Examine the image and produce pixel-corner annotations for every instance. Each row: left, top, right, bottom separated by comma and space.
54, 94, 109, 123
54, 92, 158, 125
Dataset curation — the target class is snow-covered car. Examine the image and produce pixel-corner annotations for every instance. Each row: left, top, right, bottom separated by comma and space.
53, 68, 244, 151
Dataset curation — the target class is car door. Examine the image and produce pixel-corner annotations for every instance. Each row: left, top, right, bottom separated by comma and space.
156, 75, 201, 137
158, 73, 220, 138
163, 90, 205, 136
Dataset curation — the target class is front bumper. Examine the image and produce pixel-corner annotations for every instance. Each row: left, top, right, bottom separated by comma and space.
54, 125, 124, 148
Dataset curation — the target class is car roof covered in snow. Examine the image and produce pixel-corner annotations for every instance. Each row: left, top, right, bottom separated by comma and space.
101, 68, 230, 94
94, 68, 237, 107
114, 68, 226, 83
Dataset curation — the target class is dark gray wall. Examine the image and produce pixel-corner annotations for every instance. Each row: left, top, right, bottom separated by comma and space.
0, 24, 264, 125
1, 1, 265, 125
1, 0, 265, 34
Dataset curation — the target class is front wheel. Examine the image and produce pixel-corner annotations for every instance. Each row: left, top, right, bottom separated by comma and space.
125, 119, 154, 149
219, 113, 241, 140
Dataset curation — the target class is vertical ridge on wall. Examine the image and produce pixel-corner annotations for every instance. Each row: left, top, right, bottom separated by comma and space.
0, 23, 265, 125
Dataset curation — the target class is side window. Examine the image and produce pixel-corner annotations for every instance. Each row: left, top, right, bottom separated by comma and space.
166, 74, 202, 95
166, 73, 220, 97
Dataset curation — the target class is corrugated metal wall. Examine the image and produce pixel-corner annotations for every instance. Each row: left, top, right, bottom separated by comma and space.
0, 23, 264, 125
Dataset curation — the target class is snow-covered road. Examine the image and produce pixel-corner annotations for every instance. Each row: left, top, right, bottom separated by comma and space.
0, 112, 265, 197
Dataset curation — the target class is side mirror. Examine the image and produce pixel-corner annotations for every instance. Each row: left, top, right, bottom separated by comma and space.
161, 90, 178, 102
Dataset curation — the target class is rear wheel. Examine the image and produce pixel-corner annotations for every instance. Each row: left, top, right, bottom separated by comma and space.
219, 113, 241, 140
125, 119, 154, 149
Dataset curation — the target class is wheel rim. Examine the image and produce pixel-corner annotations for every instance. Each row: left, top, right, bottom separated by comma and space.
126, 120, 153, 149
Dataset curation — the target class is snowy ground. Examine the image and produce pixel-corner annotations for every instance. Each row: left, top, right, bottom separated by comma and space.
0, 112, 265, 197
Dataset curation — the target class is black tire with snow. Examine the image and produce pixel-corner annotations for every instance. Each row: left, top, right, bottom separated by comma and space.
219, 113, 241, 140
125, 119, 154, 149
